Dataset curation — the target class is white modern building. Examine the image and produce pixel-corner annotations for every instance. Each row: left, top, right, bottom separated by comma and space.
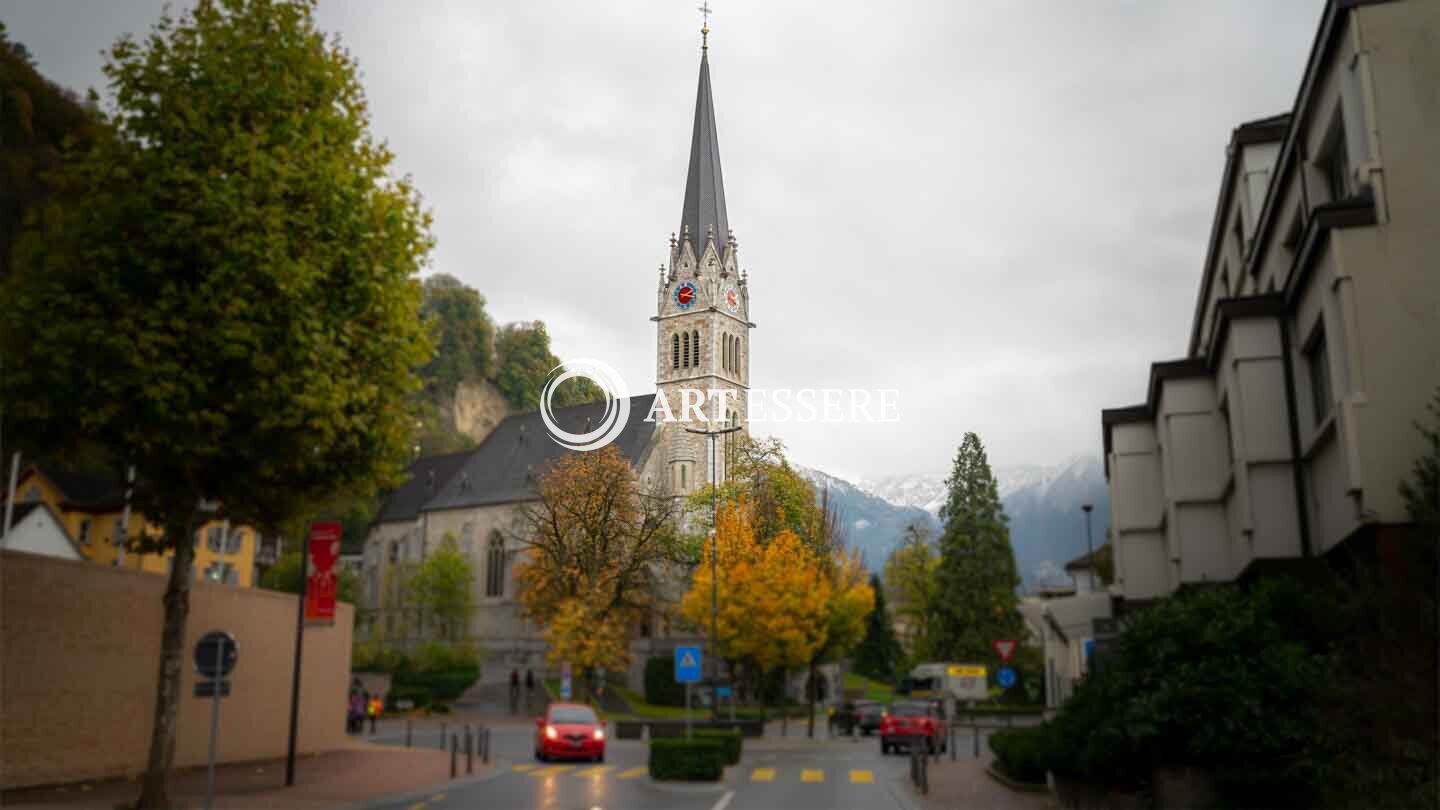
1103, 0, 1439, 604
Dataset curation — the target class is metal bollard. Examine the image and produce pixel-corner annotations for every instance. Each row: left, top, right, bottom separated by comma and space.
440, 722, 447, 751
481, 727, 490, 764
450, 735, 457, 779
973, 724, 981, 758
950, 724, 956, 761
466, 726, 474, 774
405, 719, 412, 748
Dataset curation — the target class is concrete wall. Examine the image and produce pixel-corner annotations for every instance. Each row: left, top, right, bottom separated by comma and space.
1, 550, 351, 789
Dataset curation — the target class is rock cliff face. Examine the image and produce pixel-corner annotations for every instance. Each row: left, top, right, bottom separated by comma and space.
448, 379, 514, 445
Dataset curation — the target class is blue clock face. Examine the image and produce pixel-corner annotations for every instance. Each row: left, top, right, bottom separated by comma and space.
674, 281, 698, 310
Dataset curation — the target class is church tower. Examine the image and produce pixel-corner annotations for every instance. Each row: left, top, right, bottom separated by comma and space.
654, 23, 751, 496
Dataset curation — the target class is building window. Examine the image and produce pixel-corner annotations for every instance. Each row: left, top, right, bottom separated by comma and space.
1305, 327, 1332, 427
203, 562, 239, 585
682, 332, 690, 368
672, 333, 680, 368
224, 528, 243, 554
1318, 122, 1350, 202
78, 518, 92, 545
113, 520, 126, 546
680, 464, 687, 491
692, 330, 701, 367
389, 542, 400, 564
204, 526, 223, 552
485, 532, 505, 598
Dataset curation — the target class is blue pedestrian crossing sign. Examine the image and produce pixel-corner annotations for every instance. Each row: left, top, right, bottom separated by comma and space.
675, 646, 702, 683
997, 666, 1017, 689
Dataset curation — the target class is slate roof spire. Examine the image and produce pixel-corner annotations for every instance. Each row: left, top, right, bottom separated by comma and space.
679, 27, 729, 257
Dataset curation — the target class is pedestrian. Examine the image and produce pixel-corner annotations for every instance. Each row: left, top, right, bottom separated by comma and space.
509, 669, 520, 715
368, 694, 382, 734
348, 691, 365, 734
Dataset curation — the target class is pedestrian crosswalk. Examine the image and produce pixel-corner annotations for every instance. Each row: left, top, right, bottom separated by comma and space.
510, 763, 879, 785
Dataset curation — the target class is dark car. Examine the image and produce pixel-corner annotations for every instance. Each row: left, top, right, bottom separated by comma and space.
832, 699, 879, 736
856, 702, 886, 735
880, 700, 948, 755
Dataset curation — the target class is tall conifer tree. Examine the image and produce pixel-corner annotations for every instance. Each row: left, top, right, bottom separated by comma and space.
929, 432, 1025, 664
852, 573, 904, 682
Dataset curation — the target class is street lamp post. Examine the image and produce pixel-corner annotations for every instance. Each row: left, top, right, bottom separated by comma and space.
685, 423, 742, 715
1081, 503, 1096, 592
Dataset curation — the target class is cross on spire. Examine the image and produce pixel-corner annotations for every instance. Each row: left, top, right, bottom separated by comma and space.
698, 2, 712, 50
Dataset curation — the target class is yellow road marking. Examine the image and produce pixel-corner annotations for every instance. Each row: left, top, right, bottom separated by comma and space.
849, 770, 875, 784
530, 765, 574, 777
406, 804, 425, 810
575, 765, 611, 777
430, 794, 446, 802
618, 766, 647, 779
801, 768, 825, 783
511, 764, 536, 773
751, 767, 776, 782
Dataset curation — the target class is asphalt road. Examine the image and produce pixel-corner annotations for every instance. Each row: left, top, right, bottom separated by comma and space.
363, 725, 929, 810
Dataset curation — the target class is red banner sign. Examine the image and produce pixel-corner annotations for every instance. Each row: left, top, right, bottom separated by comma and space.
306, 521, 342, 625
992, 639, 1018, 663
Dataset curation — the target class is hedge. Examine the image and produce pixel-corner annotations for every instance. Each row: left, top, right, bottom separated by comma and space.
695, 728, 742, 765
649, 738, 724, 781
988, 727, 1048, 785
643, 657, 687, 707
392, 666, 479, 703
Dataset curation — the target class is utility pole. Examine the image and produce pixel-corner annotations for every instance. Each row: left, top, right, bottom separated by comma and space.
1081, 504, 1096, 592
685, 423, 742, 714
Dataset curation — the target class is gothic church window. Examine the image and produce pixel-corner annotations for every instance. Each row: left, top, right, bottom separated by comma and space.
683, 332, 690, 368
485, 531, 506, 597
672, 333, 680, 368
692, 330, 700, 366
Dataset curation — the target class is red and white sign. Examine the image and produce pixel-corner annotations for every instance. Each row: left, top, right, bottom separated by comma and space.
306, 521, 342, 625
992, 639, 1018, 663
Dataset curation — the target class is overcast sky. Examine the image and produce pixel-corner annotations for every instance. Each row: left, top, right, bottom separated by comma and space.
3, 0, 1324, 481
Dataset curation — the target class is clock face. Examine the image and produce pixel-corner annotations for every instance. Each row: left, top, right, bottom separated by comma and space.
674, 281, 698, 310
723, 286, 740, 315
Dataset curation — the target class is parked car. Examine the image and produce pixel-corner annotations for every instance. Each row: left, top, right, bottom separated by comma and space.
856, 702, 886, 735
879, 700, 947, 755
831, 699, 879, 735
535, 703, 606, 762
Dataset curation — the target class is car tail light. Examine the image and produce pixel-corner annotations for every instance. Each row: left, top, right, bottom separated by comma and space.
593, 728, 605, 741
544, 725, 558, 740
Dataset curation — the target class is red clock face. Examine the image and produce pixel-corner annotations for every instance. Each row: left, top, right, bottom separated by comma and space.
674, 281, 698, 309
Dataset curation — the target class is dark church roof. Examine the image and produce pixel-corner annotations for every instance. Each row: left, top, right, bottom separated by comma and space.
372, 450, 472, 524
24, 466, 126, 511
678, 47, 730, 255
415, 394, 659, 514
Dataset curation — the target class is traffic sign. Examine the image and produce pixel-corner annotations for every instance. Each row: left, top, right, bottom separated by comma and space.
992, 639, 1017, 663
193, 631, 238, 679
560, 662, 572, 700
997, 666, 1017, 689
674, 646, 702, 683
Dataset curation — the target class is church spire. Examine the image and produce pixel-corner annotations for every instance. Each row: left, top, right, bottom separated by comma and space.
679, 19, 729, 258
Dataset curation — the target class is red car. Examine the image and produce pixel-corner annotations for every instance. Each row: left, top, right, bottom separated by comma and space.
534, 703, 606, 762
879, 700, 947, 755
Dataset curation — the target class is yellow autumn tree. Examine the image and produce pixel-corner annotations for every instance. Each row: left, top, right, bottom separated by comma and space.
682, 501, 832, 712
515, 445, 683, 686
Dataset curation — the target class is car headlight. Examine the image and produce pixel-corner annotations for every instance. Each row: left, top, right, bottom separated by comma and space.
545, 725, 558, 740
593, 728, 605, 741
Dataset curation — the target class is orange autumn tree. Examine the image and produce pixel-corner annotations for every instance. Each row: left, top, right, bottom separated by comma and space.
515, 445, 682, 687
681, 501, 833, 712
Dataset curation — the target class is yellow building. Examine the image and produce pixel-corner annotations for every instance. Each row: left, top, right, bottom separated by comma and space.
7, 465, 267, 587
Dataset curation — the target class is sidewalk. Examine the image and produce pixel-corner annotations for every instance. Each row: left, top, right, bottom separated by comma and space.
1, 744, 493, 810
914, 757, 1057, 810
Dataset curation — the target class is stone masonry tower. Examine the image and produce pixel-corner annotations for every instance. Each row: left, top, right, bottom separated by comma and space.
654, 24, 751, 497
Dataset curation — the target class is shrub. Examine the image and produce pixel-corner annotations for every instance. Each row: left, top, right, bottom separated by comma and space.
393, 667, 479, 703
695, 729, 742, 765
989, 727, 1048, 785
649, 738, 724, 781
644, 656, 686, 707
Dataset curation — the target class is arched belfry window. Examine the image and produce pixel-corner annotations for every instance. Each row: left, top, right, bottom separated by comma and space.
724, 334, 730, 371
683, 332, 690, 368
672, 333, 680, 369
692, 330, 701, 367
485, 531, 506, 597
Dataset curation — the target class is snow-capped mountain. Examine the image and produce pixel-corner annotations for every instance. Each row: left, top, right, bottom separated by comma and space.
796, 456, 1109, 590
792, 465, 940, 569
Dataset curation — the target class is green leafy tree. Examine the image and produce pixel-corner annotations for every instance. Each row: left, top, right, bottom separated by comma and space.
409, 534, 476, 641
0, 2, 432, 805
851, 573, 903, 682
259, 550, 361, 606
883, 522, 940, 662
929, 433, 1025, 664
419, 273, 495, 397
494, 320, 602, 411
